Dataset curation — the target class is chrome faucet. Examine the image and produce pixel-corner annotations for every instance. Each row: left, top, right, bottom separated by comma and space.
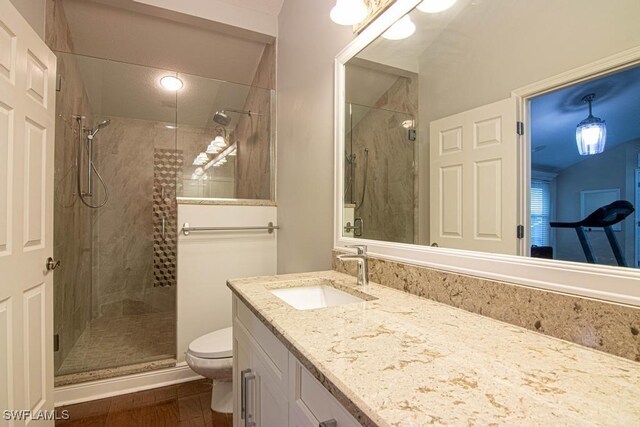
337, 245, 369, 287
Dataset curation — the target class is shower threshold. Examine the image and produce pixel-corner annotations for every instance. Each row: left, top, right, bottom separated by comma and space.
54, 357, 177, 387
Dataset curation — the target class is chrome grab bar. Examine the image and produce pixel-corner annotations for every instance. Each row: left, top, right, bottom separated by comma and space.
182, 222, 280, 236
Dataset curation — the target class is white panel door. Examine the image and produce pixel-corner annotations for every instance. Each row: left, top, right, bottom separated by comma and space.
430, 98, 518, 255
0, 0, 57, 425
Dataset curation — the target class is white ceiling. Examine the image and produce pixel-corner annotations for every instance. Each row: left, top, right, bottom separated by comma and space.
217, 0, 284, 16
531, 65, 640, 171
60, 0, 269, 86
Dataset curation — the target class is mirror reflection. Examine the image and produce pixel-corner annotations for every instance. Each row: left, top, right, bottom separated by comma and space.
342, 0, 640, 269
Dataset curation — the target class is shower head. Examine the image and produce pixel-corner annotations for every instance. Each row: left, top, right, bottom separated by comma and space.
96, 119, 111, 129
88, 119, 111, 138
213, 110, 231, 126
213, 108, 263, 127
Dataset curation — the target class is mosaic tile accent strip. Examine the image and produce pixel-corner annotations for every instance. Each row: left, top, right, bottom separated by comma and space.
332, 250, 640, 362
153, 149, 183, 288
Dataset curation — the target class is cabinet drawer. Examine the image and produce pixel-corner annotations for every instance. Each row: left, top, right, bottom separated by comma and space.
289, 354, 361, 427
234, 296, 289, 391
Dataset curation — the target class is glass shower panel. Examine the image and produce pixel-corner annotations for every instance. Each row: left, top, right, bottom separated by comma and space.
345, 103, 417, 244
176, 73, 274, 201
53, 52, 178, 380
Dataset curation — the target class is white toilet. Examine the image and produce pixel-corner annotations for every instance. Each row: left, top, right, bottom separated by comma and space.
185, 327, 233, 413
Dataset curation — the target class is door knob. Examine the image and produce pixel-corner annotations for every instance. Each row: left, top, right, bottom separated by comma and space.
46, 257, 61, 271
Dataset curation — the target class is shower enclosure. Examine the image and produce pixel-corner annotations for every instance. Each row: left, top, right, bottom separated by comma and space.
53, 52, 181, 383
53, 51, 274, 384
344, 103, 417, 244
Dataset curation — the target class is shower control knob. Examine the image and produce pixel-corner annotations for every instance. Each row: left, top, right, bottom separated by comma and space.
46, 257, 61, 272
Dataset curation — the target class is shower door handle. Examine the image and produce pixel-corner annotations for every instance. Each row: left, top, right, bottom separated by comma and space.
161, 216, 166, 241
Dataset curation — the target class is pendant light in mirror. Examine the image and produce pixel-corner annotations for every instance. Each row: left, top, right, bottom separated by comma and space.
330, 0, 368, 25
576, 93, 606, 156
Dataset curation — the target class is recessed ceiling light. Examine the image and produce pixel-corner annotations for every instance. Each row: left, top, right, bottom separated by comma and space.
417, 0, 457, 13
160, 76, 183, 91
382, 15, 416, 40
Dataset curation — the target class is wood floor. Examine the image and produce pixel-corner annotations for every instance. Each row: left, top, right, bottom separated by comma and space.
56, 379, 233, 427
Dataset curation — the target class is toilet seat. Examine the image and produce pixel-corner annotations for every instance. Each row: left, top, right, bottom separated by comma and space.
188, 326, 232, 359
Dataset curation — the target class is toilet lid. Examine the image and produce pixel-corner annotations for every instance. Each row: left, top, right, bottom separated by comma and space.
188, 327, 233, 359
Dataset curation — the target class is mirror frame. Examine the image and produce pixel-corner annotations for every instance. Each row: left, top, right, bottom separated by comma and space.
334, 0, 640, 307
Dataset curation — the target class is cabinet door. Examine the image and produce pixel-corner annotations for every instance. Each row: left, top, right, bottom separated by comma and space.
252, 347, 289, 427
234, 315, 288, 427
234, 328, 254, 427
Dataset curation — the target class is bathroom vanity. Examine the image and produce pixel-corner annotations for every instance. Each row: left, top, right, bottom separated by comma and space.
229, 271, 640, 426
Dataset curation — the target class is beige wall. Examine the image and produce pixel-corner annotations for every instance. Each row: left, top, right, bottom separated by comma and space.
276, 0, 353, 273
10, 0, 45, 39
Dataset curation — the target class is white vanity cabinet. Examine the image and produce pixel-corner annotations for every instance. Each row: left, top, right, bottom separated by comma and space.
232, 296, 361, 427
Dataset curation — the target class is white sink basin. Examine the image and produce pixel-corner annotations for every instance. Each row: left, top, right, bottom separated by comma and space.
270, 284, 365, 310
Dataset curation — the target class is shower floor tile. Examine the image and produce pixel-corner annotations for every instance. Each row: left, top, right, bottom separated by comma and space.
56, 312, 176, 377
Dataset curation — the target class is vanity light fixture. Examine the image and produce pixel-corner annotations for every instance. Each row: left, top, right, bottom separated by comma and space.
576, 93, 606, 156
382, 15, 416, 40
206, 141, 221, 154
212, 135, 227, 148
417, 0, 457, 13
160, 76, 183, 91
211, 126, 228, 148
330, 0, 368, 25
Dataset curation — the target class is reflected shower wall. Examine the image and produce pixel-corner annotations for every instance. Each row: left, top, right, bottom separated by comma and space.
346, 103, 417, 244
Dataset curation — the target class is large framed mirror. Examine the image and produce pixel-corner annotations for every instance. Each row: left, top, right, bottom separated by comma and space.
335, 0, 640, 305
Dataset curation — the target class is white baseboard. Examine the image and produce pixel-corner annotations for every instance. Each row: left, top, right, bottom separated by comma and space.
54, 362, 203, 407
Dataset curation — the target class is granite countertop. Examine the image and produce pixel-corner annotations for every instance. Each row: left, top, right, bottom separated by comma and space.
227, 271, 640, 426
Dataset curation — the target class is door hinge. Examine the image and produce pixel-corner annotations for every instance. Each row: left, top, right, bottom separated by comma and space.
56, 75, 62, 92
53, 334, 60, 352
516, 121, 524, 136
517, 224, 524, 239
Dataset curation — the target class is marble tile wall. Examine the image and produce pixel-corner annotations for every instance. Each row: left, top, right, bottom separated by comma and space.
233, 44, 275, 200
47, 0, 94, 373
332, 250, 640, 362
347, 75, 418, 244
91, 118, 177, 319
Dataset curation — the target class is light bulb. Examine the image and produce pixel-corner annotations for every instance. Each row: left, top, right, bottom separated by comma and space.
160, 76, 183, 91
212, 135, 227, 148
382, 15, 416, 40
330, 0, 368, 26
417, 0, 457, 13
206, 143, 220, 154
